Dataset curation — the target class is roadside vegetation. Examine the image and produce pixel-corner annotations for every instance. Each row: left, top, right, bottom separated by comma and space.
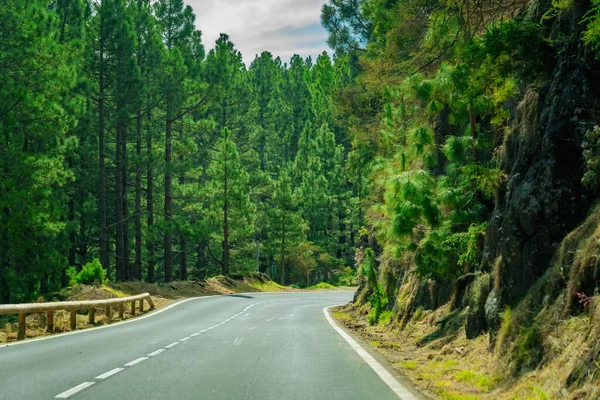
325, 0, 600, 398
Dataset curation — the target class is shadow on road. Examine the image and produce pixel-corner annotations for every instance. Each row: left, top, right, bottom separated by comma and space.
225, 294, 254, 299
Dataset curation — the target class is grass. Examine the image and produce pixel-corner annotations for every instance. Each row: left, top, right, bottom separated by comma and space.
439, 391, 480, 400
370, 340, 382, 348
378, 310, 393, 326
308, 282, 336, 290
400, 360, 417, 370
246, 279, 287, 292
496, 306, 513, 351
455, 370, 499, 392
101, 285, 130, 298
513, 385, 550, 400
333, 311, 352, 321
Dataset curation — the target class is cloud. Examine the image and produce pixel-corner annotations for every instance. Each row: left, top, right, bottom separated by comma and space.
186, 0, 330, 65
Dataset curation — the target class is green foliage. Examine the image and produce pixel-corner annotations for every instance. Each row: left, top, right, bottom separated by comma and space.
513, 325, 542, 373
359, 248, 388, 325
329, 267, 357, 286
455, 370, 498, 392
582, 0, 600, 52
68, 260, 107, 286
445, 223, 488, 268
378, 310, 392, 326
582, 126, 600, 189
367, 286, 388, 325
0, 0, 358, 302
358, 248, 378, 288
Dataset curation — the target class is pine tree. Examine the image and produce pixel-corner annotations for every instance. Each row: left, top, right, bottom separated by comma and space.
155, 0, 206, 282
205, 129, 255, 275
0, 0, 81, 301
267, 169, 305, 284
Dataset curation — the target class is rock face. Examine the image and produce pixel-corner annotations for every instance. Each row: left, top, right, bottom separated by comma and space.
482, 0, 600, 312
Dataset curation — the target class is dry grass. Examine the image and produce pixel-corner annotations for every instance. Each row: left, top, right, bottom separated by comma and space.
332, 205, 600, 399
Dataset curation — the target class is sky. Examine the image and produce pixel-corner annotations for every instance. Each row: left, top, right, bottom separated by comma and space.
187, 0, 331, 66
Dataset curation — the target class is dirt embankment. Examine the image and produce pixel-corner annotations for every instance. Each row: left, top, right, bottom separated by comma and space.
0, 272, 289, 343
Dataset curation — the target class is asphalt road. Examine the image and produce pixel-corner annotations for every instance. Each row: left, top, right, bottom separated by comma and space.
0, 292, 421, 400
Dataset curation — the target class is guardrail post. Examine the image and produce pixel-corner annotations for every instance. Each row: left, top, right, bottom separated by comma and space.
88, 307, 95, 324
147, 296, 155, 310
70, 309, 77, 331
106, 305, 111, 323
139, 299, 144, 313
18, 312, 26, 340
130, 300, 136, 316
46, 311, 54, 333
119, 303, 124, 319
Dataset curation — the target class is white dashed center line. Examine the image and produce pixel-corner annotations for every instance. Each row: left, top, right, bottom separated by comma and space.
95, 368, 125, 380
53, 302, 259, 399
55, 382, 95, 398
124, 357, 148, 367
147, 349, 165, 357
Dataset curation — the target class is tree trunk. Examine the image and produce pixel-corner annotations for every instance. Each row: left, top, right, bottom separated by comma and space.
357, 162, 363, 228
164, 117, 173, 282
68, 192, 76, 267
306, 272, 310, 288
78, 195, 87, 262
122, 118, 130, 280
222, 155, 230, 276
196, 242, 206, 279
469, 100, 478, 164
337, 195, 346, 259
40, 275, 49, 295
280, 215, 286, 285
115, 120, 125, 282
146, 110, 155, 284
134, 113, 143, 281
179, 172, 187, 280
98, 1, 108, 273
0, 204, 9, 303
180, 236, 187, 280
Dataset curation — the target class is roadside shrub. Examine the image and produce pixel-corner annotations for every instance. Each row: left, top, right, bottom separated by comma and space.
368, 286, 388, 325
67, 259, 106, 286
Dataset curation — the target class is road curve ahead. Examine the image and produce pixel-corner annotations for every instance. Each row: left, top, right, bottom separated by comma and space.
0, 292, 417, 400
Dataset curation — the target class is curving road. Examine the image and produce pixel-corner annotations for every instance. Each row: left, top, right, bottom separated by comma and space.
0, 292, 421, 400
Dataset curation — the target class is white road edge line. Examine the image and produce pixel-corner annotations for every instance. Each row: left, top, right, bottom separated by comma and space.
323, 306, 418, 400
124, 357, 148, 367
165, 341, 180, 348
147, 349, 165, 357
55, 382, 95, 398
1, 294, 349, 349
95, 368, 125, 380
2, 297, 204, 348
190, 332, 201, 337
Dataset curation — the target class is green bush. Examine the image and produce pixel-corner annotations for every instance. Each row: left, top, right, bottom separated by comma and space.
68, 259, 106, 285
368, 286, 388, 325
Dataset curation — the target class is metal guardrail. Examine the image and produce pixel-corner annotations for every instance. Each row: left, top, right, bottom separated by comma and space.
0, 293, 155, 340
